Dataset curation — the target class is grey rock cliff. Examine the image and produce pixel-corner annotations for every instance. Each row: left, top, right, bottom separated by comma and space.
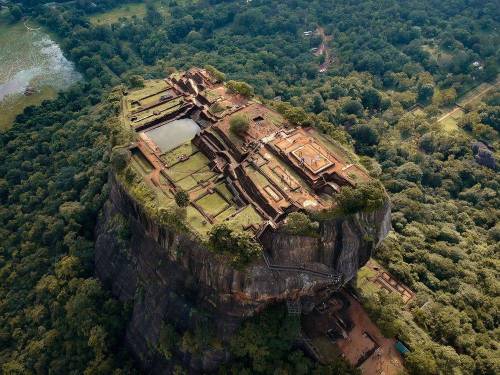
94, 174, 391, 373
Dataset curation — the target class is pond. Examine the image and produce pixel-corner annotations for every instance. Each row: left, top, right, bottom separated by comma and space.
0, 21, 81, 130
145, 118, 201, 153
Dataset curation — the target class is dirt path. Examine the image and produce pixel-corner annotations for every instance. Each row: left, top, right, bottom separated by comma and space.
315, 27, 333, 73
437, 106, 463, 123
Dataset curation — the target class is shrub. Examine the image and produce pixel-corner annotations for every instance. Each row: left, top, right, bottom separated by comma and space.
209, 102, 224, 113
229, 115, 249, 136
158, 206, 187, 232
208, 224, 262, 269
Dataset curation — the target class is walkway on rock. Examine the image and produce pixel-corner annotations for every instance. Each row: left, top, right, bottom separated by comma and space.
262, 252, 342, 283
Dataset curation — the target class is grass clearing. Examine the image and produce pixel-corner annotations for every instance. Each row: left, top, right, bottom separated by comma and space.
156, 189, 175, 208
131, 149, 154, 174
196, 192, 229, 216
215, 206, 237, 221
356, 265, 379, 297
309, 128, 358, 164
162, 142, 198, 167
132, 97, 185, 129
89, 3, 148, 25
246, 165, 271, 188
89, 1, 171, 25
193, 166, 216, 183
231, 205, 263, 229
175, 176, 198, 191
411, 107, 426, 117
186, 206, 211, 238
166, 152, 209, 182
215, 183, 234, 201
422, 44, 453, 64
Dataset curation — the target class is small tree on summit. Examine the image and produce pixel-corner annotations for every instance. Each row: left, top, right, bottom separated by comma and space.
229, 115, 249, 136
208, 224, 262, 269
174, 190, 190, 207
336, 181, 387, 214
226, 80, 254, 98
282, 212, 318, 236
205, 65, 226, 82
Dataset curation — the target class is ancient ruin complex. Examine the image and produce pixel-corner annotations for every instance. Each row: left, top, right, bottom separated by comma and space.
122, 68, 370, 240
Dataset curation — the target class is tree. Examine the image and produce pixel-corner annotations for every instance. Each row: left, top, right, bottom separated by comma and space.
275, 102, 310, 126
127, 75, 145, 89
208, 224, 262, 269
311, 94, 326, 114
157, 323, 178, 360
229, 114, 249, 136
146, 2, 163, 26
351, 124, 379, 146
405, 349, 438, 375
417, 83, 434, 103
342, 100, 364, 116
226, 80, 254, 98
8, 5, 23, 22
335, 181, 387, 214
480, 106, 500, 131
282, 212, 317, 236
472, 123, 497, 143
396, 162, 423, 183
434, 88, 457, 106
361, 88, 382, 110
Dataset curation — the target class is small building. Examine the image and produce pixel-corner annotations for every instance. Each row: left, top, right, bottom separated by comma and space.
395, 341, 410, 355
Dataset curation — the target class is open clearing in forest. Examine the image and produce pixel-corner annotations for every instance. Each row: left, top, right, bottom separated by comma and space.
437, 78, 499, 132
437, 107, 464, 132
89, 3, 147, 25
422, 44, 453, 65
89, 2, 170, 25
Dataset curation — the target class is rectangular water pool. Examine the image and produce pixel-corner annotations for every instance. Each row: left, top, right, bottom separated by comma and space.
145, 118, 201, 153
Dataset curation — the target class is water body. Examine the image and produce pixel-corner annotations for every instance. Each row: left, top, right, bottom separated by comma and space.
0, 21, 81, 130
145, 119, 201, 152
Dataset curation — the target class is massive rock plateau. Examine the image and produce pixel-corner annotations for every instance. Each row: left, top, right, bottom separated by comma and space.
95, 174, 391, 373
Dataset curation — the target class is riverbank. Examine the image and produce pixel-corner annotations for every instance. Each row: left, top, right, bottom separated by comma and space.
0, 20, 80, 130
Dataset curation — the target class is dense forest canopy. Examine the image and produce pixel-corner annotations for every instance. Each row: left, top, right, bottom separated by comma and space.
0, 0, 499, 374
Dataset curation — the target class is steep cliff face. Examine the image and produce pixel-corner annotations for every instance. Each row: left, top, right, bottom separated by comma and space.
264, 203, 391, 283
94, 175, 391, 372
